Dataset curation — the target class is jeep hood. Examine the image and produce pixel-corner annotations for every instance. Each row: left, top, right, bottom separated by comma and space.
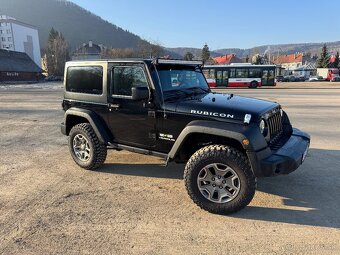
168, 92, 279, 122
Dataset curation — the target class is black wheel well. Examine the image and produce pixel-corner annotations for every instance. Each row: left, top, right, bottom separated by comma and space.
175, 133, 246, 162
66, 115, 89, 135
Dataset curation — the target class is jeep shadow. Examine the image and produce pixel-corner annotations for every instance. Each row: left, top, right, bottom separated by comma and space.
98, 148, 340, 228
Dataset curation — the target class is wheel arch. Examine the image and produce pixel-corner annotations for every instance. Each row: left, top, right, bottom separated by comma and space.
63, 108, 110, 143
170, 132, 246, 162
167, 120, 265, 160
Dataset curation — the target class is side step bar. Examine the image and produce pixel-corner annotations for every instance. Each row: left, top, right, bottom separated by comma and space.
108, 142, 168, 162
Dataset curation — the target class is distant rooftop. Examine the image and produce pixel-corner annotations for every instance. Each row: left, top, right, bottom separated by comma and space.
74, 41, 104, 56
0, 15, 16, 20
213, 54, 242, 64
0, 14, 37, 29
0, 49, 42, 73
272, 53, 304, 64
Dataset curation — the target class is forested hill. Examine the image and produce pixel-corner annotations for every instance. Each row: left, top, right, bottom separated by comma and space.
167, 41, 340, 59
1, 0, 146, 50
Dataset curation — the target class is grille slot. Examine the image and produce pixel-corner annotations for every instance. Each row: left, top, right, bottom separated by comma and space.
267, 109, 283, 149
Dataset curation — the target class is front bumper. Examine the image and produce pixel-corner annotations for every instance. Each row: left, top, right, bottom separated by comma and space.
250, 128, 310, 177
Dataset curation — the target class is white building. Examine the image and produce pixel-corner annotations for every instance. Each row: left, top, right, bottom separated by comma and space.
0, 15, 41, 67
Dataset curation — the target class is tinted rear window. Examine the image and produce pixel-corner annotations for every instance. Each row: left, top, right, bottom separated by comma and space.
66, 66, 103, 94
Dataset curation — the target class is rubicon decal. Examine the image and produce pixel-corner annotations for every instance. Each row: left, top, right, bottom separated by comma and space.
159, 133, 175, 141
190, 110, 234, 119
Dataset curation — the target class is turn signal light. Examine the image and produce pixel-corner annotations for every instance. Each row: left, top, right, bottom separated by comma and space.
242, 139, 250, 146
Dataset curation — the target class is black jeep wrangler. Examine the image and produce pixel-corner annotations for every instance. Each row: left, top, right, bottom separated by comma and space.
61, 59, 310, 214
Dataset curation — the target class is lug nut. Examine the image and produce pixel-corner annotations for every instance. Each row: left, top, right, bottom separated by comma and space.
212, 184, 216, 187
212, 178, 215, 181
219, 186, 223, 189
218, 176, 221, 179
222, 180, 226, 184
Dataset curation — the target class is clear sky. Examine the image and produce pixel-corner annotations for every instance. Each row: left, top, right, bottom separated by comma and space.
69, 0, 340, 50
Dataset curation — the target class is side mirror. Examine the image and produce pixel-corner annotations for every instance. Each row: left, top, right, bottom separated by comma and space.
131, 86, 149, 101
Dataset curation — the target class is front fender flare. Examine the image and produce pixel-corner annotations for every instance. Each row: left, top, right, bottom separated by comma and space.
167, 120, 267, 161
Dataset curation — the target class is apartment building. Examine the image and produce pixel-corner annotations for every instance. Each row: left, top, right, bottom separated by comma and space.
0, 15, 41, 67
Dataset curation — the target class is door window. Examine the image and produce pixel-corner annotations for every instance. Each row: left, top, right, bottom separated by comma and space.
229, 68, 235, 78
222, 70, 228, 83
268, 69, 275, 85
209, 69, 215, 79
112, 66, 148, 97
262, 69, 268, 85
216, 70, 222, 85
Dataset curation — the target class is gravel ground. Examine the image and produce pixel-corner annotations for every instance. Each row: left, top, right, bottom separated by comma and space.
0, 82, 339, 254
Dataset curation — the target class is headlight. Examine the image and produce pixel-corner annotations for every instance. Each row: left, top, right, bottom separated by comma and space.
259, 119, 265, 134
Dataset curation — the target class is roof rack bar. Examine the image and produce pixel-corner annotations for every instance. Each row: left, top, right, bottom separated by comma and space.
153, 58, 202, 65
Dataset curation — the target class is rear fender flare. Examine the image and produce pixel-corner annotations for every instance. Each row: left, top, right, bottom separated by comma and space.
63, 108, 110, 143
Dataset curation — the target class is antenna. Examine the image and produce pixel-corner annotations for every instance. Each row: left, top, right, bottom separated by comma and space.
152, 58, 166, 119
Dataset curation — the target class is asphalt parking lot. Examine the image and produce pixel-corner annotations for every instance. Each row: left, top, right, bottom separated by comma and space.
0, 82, 339, 254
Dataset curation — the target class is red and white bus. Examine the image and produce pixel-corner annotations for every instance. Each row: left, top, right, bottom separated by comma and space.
203, 64, 276, 88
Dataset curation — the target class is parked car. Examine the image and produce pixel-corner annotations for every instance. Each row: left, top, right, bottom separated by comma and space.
283, 76, 290, 82
45, 75, 63, 82
309, 76, 324, 82
296, 76, 306, 82
330, 76, 340, 82
276, 75, 284, 82
288, 75, 297, 82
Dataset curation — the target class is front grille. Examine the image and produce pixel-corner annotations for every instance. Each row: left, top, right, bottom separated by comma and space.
267, 109, 283, 149
268, 110, 283, 138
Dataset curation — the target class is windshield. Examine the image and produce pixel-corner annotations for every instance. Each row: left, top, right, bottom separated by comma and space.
152, 64, 210, 96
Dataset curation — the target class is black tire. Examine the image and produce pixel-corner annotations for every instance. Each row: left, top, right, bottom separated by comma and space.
68, 123, 107, 170
249, 81, 258, 88
184, 145, 256, 214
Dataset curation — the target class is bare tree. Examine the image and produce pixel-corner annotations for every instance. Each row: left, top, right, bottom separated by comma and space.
46, 28, 70, 76
101, 48, 135, 58
136, 39, 164, 58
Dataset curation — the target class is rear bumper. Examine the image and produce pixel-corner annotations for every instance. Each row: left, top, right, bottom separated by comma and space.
249, 128, 310, 177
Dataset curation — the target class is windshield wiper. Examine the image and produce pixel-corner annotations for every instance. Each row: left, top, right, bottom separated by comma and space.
163, 89, 191, 100
185, 87, 210, 94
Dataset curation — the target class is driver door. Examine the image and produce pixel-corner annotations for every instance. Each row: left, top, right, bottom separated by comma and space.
107, 64, 156, 149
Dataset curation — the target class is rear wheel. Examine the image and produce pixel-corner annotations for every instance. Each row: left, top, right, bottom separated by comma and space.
184, 145, 256, 214
69, 123, 107, 170
249, 81, 258, 88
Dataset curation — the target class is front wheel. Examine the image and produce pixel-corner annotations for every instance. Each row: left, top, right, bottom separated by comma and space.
184, 145, 256, 214
68, 123, 107, 170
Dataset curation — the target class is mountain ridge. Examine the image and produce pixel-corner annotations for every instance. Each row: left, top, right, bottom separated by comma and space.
1, 0, 148, 50
1, 0, 339, 58
166, 41, 340, 59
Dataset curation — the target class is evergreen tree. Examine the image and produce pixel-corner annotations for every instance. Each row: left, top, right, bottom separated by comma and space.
184, 52, 194, 61
317, 44, 330, 68
332, 51, 339, 68
201, 43, 210, 63
46, 28, 70, 76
